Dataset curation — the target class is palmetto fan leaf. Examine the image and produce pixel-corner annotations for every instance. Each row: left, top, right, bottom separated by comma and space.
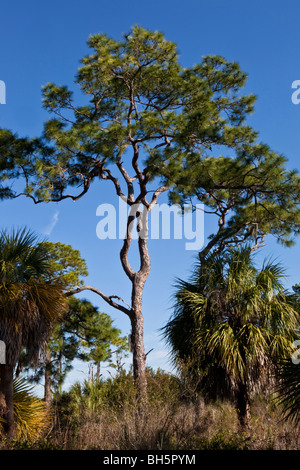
274, 359, 300, 425
0, 228, 67, 366
0, 228, 50, 281
0, 377, 51, 441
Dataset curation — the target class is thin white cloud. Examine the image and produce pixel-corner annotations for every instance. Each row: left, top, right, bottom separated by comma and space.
43, 210, 59, 236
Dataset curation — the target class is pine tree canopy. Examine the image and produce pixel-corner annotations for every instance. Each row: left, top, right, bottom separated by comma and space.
1, 26, 300, 253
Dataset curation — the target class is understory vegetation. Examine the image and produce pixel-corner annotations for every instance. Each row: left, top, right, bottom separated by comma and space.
1, 368, 299, 450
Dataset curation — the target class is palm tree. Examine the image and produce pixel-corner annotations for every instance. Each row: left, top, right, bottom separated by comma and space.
0, 228, 67, 437
162, 247, 300, 430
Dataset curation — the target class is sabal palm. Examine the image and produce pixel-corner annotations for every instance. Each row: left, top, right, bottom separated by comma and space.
0, 228, 67, 437
163, 247, 299, 429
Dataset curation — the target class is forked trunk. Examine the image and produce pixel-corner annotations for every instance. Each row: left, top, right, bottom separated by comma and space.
123, 206, 151, 398
0, 364, 15, 438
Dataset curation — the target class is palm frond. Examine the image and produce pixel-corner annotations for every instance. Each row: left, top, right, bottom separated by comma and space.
274, 359, 300, 425
0, 377, 51, 441
162, 245, 300, 404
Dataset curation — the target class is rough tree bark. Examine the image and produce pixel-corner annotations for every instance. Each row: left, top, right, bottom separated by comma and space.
130, 271, 150, 393
66, 201, 155, 397
236, 381, 252, 431
0, 364, 15, 438
44, 348, 52, 406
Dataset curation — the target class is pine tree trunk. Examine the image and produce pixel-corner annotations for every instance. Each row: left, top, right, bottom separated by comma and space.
131, 312, 146, 393
58, 352, 63, 395
236, 381, 251, 431
0, 364, 15, 438
96, 361, 101, 382
121, 206, 151, 398
44, 348, 52, 406
130, 275, 147, 397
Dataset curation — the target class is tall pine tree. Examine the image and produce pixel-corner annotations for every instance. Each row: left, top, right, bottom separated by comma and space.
1, 27, 300, 394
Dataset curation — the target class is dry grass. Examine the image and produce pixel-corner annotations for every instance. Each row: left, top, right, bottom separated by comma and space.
46, 395, 300, 450
2, 370, 300, 450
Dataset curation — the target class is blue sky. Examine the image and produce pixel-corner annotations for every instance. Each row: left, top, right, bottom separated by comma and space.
1, 0, 300, 390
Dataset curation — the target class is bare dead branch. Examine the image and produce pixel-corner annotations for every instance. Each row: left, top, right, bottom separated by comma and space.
65, 285, 132, 318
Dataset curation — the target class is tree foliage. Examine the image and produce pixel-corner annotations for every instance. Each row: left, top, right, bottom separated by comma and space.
26, 297, 128, 391
0, 228, 68, 367
162, 247, 300, 426
40, 241, 88, 289
0, 26, 299, 253
0, 377, 50, 442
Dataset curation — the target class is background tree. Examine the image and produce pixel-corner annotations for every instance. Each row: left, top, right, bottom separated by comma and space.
0, 229, 67, 437
1, 26, 300, 394
162, 247, 300, 429
25, 297, 128, 402
16, 240, 88, 403
40, 241, 88, 289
